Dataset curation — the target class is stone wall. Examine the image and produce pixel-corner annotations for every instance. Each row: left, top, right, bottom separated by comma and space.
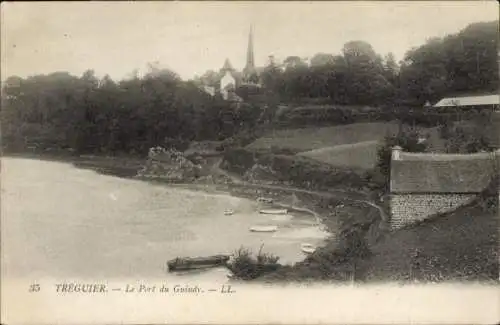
390, 193, 477, 230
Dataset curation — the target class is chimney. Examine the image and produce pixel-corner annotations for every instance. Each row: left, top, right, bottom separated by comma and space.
392, 146, 403, 161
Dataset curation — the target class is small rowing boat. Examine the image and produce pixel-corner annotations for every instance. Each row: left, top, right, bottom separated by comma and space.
257, 197, 274, 203
259, 209, 287, 215
301, 243, 316, 254
224, 209, 234, 215
249, 225, 278, 233
167, 255, 230, 272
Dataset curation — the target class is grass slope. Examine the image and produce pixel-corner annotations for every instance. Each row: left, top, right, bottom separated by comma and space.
298, 140, 380, 170
246, 122, 401, 152
247, 121, 445, 153
356, 194, 499, 282
260, 177, 498, 283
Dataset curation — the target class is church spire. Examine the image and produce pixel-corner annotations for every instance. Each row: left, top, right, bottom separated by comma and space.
245, 25, 255, 72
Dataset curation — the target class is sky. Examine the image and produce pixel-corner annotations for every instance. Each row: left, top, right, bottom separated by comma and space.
1, 1, 498, 81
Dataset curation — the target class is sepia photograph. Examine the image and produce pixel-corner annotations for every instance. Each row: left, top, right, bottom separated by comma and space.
1, 1, 499, 324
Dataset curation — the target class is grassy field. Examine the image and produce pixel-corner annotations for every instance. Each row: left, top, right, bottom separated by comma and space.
246, 121, 447, 170
246, 121, 449, 153
246, 122, 401, 152
297, 140, 380, 170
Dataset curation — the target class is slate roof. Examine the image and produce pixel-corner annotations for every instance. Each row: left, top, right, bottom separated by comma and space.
390, 151, 498, 193
433, 94, 499, 107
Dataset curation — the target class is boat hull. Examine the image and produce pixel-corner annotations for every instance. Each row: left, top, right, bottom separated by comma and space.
301, 244, 316, 254
257, 197, 274, 203
167, 255, 230, 272
250, 226, 278, 232
259, 209, 287, 215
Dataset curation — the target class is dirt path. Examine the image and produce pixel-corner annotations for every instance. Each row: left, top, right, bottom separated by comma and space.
212, 158, 389, 222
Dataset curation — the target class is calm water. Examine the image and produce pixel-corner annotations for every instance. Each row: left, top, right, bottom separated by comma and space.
1, 158, 328, 281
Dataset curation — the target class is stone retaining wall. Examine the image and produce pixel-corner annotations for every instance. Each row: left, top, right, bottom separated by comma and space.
390, 193, 477, 230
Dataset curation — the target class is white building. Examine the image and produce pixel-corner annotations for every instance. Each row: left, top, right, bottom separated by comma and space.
433, 94, 500, 110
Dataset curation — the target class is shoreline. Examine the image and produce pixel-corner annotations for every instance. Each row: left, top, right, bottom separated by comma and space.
8, 152, 495, 283
139, 178, 330, 231
2, 153, 334, 221
4, 152, 382, 282
3, 151, 380, 237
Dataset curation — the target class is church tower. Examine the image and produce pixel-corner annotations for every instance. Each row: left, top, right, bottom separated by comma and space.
242, 26, 258, 84
219, 58, 236, 100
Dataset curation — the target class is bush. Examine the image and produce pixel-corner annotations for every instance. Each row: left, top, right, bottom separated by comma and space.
476, 174, 499, 213
269, 145, 300, 155
137, 146, 202, 180
337, 227, 372, 258
227, 246, 281, 280
221, 147, 367, 190
163, 137, 191, 152
375, 125, 428, 190
258, 154, 367, 190
222, 148, 262, 174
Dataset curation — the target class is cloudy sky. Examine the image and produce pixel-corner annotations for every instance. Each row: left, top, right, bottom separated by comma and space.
1, 1, 498, 81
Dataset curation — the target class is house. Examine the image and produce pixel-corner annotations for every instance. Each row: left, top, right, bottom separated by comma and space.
432, 94, 500, 111
219, 59, 238, 100
389, 146, 498, 230
199, 26, 263, 101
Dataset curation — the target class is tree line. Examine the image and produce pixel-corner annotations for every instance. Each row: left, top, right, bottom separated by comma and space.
242, 20, 498, 106
1, 20, 498, 156
1, 65, 264, 155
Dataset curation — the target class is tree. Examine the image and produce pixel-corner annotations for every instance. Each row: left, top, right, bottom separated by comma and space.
310, 53, 336, 67
281, 56, 310, 99
260, 55, 283, 95
196, 69, 221, 88
375, 126, 428, 190
341, 41, 392, 105
342, 40, 378, 63
398, 20, 499, 105
0, 62, 251, 156
383, 52, 399, 86
283, 56, 308, 71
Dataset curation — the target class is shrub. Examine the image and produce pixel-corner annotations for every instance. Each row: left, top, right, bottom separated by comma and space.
375, 125, 428, 190
269, 145, 300, 155
221, 148, 262, 174
259, 154, 366, 190
337, 227, 372, 259
440, 120, 494, 154
227, 246, 281, 280
302, 227, 372, 273
163, 137, 191, 152
475, 173, 499, 213
137, 146, 201, 180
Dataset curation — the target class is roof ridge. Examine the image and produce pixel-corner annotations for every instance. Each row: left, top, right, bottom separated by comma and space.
398, 151, 496, 162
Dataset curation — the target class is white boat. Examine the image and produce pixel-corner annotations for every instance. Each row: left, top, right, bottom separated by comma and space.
257, 197, 274, 203
259, 209, 288, 215
249, 225, 278, 233
301, 243, 316, 254
224, 209, 235, 216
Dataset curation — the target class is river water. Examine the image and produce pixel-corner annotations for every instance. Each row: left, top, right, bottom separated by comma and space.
1, 157, 329, 282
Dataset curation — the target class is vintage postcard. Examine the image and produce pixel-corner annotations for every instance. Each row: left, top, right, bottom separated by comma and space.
1, 1, 499, 324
